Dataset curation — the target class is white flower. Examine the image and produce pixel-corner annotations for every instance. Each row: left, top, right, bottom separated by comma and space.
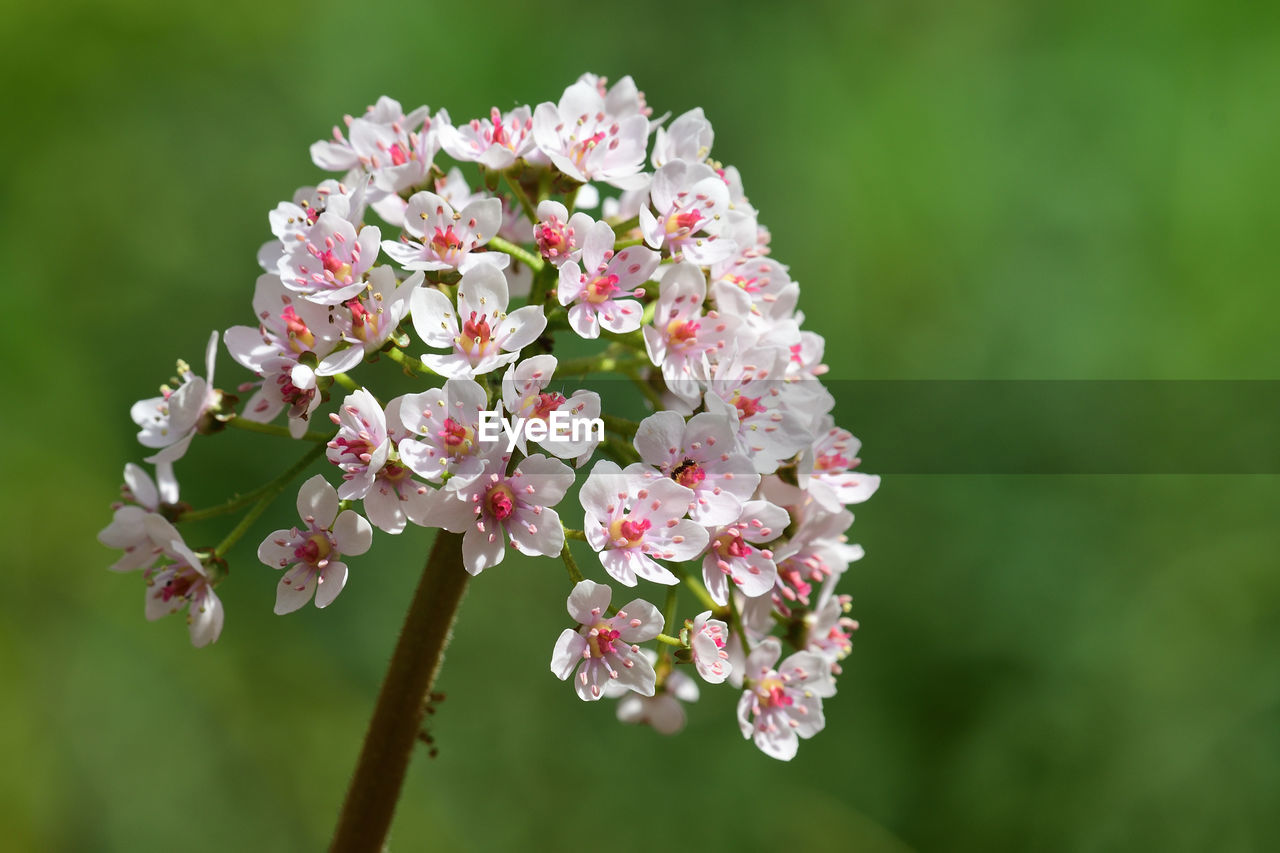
382, 191, 506, 274
98, 463, 179, 572
608, 648, 699, 735
410, 265, 547, 378
257, 475, 373, 614
143, 517, 223, 648
550, 579, 663, 700
277, 212, 381, 305
689, 611, 732, 685
395, 379, 499, 490
633, 410, 759, 526
426, 450, 573, 574
500, 355, 602, 461
438, 106, 536, 170
579, 460, 707, 587
701, 499, 789, 607
532, 78, 650, 188
736, 638, 835, 761
131, 331, 220, 465
557, 242, 658, 339
639, 159, 739, 266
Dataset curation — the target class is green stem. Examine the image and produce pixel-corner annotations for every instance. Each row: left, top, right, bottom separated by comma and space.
329, 532, 469, 853
609, 214, 639, 235
671, 565, 719, 613
489, 236, 545, 273
560, 539, 585, 583
225, 416, 332, 443
211, 442, 327, 559
662, 586, 679, 636
625, 371, 665, 410
502, 171, 539, 223
602, 414, 639, 440
384, 346, 437, 378
554, 345, 646, 377
563, 528, 587, 541
654, 633, 683, 647
332, 372, 360, 393
613, 237, 644, 250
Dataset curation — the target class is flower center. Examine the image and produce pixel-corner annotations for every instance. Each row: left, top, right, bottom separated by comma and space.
716, 532, 753, 559
529, 391, 567, 421
430, 224, 464, 263
319, 249, 353, 282
672, 459, 706, 489
388, 142, 411, 166
587, 623, 621, 657
294, 532, 332, 566
815, 452, 851, 472
665, 317, 701, 346
569, 129, 607, 167
281, 305, 316, 352
158, 568, 197, 602
439, 417, 473, 454
485, 483, 516, 520
381, 461, 410, 483
347, 298, 377, 342
536, 219, 568, 258
664, 208, 703, 238
608, 516, 651, 548
586, 273, 620, 304
732, 392, 765, 418
756, 677, 793, 708
458, 311, 493, 354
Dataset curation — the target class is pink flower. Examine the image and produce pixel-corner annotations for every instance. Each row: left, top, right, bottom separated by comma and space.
438, 106, 535, 170
642, 261, 739, 406
558, 242, 659, 339
639, 159, 739, 266
689, 611, 732, 684
607, 648, 699, 734
633, 410, 759, 526
257, 475, 373, 614
500, 355, 602, 461
316, 267, 422, 376
131, 331, 220, 465
701, 499, 789, 606
800, 418, 881, 512
326, 389, 391, 501
550, 579, 663, 700
143, 517, 223, 647
652, 108, 714, 168
382, 191, 506, 274
532, 78, 650, 188
579, 460, 708, 586
278, 212, 381, 305
736, 638, 835, 761
533, 200, 608, 268
410, 266, 547, 378
426, 450, 573, 574
310, 97, 440, 226
395, 378, 499, 489
98, 463, 179, 572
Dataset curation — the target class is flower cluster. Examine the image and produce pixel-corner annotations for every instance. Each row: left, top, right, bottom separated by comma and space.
100, 74, 878, 761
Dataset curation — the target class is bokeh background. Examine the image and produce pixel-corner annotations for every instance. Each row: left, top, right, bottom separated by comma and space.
3, 0, 1278, 850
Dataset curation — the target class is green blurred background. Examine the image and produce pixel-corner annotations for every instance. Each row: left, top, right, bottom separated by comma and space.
3, 0, 1278, 850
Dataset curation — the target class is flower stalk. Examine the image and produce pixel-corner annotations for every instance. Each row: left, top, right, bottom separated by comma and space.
329, 531, 468, 853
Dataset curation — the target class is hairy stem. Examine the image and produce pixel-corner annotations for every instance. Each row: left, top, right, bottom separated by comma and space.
329, 531, 468, 853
